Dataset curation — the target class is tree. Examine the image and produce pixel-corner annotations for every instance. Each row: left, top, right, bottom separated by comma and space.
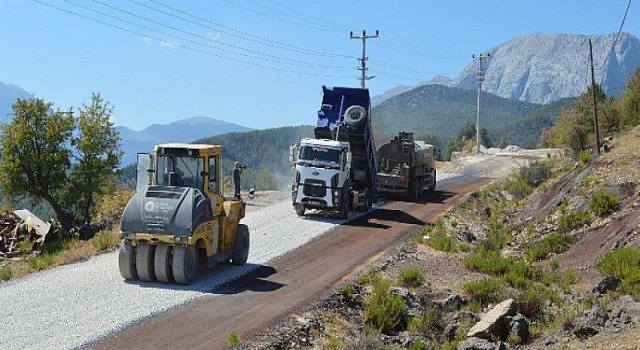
619, 68, 640, 128
480, 127, 494, 148
71, 93, 122, 229
0, 98, 76, 231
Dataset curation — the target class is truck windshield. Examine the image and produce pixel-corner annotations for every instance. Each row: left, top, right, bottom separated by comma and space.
298, 145, 341, 165
156, 155, 203, 188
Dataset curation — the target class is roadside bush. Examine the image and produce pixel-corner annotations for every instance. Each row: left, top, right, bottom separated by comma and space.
341, 283, 355, 300
91, 230, 120, 252
589, 190, 620, 218
398, 266, 426, 287
426, 230, 458, 253
94, 188, 133, 230
517, 287, 547, 318
598, 246, 640, 296
503, 259, 533, 288
503, 176, 533, 199
463, 277, 505, 309
526, 233, 575, 261
579, 150, 591, 165
557, 210, 591, 233
407, 307, 439, 336
0, 265, 12, 281
347, 331, 385, 350
226, 332, 241, 347
365, 278, 408, 333
519, 161, 552, 187
464, 249, 511, 276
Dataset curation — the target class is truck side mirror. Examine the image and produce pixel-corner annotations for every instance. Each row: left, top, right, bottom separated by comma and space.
345, 152, 352, 170
289, 143, 299, 162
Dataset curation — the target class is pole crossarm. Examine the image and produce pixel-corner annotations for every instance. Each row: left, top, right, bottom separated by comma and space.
350, 30, 379, 88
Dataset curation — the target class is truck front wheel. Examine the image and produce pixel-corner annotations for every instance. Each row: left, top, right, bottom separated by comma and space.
294, 204, 305, 216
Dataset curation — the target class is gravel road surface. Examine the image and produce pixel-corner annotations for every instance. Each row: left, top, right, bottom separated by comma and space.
0, 150, 550, 350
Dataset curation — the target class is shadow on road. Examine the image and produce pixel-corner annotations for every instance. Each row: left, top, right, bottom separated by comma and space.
213, 265, 285, 295
345, 208, 425, 227
379, 189, 458, 205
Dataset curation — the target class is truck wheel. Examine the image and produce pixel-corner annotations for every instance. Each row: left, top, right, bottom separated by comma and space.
232, 224, 250, 266
294, 204, 305, 216
173, 245, 199, 285
118, 242, 138, 280
135, 243, 156, 281
154, 244, 174, 283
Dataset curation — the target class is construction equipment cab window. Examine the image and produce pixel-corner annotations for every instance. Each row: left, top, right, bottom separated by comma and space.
157, 154, 204, 189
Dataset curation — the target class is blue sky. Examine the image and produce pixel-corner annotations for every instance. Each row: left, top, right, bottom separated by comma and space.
0, 0, 637, 131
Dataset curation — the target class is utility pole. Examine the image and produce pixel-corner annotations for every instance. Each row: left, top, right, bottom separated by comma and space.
588, 38, 601, 155
473, 53, 490, 154
350, 30, 379, 88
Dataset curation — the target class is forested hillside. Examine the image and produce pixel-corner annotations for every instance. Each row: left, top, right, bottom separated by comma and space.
196, 125, 314, 190
372, 84, 577, 149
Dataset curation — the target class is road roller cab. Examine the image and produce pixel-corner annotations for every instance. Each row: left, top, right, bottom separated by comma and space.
118, 143, 249, 285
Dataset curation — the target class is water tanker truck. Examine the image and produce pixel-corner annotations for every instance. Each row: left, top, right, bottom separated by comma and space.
377, 131, 437, 199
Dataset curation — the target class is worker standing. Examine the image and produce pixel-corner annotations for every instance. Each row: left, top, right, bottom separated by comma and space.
233, 161, 244, 198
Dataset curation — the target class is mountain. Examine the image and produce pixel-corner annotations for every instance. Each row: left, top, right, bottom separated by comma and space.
455, 32, 640, 103
0, 81, 31, 123
372, 75, 454, 107
117, 117, 252, 166
372, 84, 576, 149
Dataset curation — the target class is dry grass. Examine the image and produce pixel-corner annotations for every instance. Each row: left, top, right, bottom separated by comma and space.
1, 228, 120, 282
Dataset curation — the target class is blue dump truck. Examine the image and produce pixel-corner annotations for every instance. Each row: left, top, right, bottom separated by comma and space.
290, 86, 378, 219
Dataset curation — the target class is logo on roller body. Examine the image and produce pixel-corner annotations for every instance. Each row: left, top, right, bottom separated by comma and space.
144, 201, 155, 212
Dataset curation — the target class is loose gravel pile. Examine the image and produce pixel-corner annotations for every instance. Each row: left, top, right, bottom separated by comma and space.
0, 150, 551, 350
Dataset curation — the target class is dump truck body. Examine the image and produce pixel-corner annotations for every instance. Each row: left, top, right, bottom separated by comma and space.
290, 86, 377, 218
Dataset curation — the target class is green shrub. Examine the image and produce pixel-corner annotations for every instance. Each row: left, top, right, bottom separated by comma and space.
589, 190, 620, 217
325, 336, 343, 350
426, 230, 458, 252
358, 269, 381, 286
0, 265, 12, 281
398, 266, 426, 287
91, 230, 120, 252
598, 246, 640, 296
526, 233, 575, 261
579, 150, 591, 164
464, 249, 511, 276
407, 307, 439, 336
517, 287, 546, 318
519, 161, 552, 187
226, 332, 241, 347
341, 283, 355, 300
558, 211, 591, 233
463, 277, 505, 308
365, 278, 409, 333
503, 176, 532, 199
503, 259, 533, 288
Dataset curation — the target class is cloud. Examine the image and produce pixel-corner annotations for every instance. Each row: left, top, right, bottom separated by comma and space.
206, 31, 221, 40
159, 40, 178, 48
141, 36, 152, 45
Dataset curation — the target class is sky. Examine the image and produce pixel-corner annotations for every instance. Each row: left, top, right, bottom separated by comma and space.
0, 0, 637, 131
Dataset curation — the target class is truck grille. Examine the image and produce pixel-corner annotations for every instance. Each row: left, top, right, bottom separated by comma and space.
303, 179, 326, 197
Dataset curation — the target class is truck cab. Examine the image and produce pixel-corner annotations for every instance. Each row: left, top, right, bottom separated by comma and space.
290, 138, 353, 217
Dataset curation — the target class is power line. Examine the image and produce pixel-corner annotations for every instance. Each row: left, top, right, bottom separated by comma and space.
598, 0, 632, 84
221, 0, 343, 33
62, 0, 350, 69
140, 0, 355, 59
32, 0, 356, 79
